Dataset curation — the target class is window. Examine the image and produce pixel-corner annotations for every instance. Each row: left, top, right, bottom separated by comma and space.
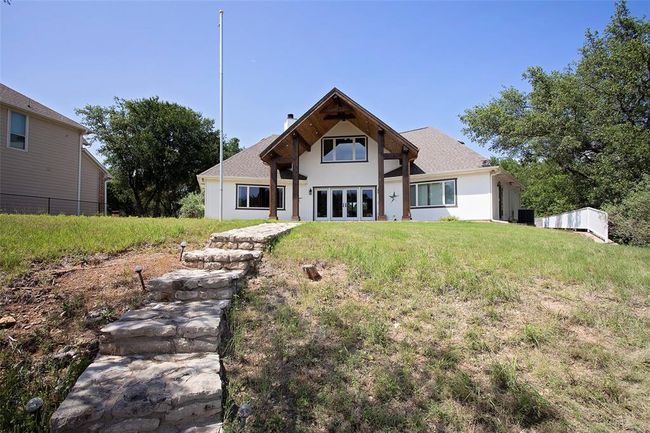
236, 185, 285, 209
321, 136, 367, 162
410, 179, 456, 207
8, 111, 27, 150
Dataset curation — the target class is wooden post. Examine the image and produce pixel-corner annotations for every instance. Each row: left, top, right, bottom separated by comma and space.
401, 148, 411, 220
269, 159, 278, 220
377, 129, 386, 221
292, 133, 300, 221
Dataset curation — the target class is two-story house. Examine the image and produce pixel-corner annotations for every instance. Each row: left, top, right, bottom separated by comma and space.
198, 88, 521, 222
0, 83, 110, 215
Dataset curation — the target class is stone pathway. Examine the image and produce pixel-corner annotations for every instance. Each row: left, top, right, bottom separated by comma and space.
50, 222, 299, 433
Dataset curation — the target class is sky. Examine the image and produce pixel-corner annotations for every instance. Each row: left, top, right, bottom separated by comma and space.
2, 0, 649, 162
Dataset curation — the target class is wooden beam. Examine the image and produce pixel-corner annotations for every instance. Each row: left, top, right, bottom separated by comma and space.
272, 156, 292, 165
383, 152, 401, 160
292, 133, 300, 221
299, 137, 312, 153
269, 159, 278, 220
377, 129, 386, 221
401, 149, 411, 221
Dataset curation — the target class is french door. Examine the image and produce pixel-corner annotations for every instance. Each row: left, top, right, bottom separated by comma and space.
314, 187, 375, 221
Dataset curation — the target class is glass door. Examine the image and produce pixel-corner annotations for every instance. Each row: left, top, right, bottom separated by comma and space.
315, 189, 329, 221
361, 188, 375, 220
313, 187, 375, 221
331, 189, 345, 220
345, 189, 358, 219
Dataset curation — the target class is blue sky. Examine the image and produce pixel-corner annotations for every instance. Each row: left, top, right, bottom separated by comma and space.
2, 1, 649, 162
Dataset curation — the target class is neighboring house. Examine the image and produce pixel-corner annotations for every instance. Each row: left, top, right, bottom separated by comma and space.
198, 88, 521, 222
0, 83, 110, 215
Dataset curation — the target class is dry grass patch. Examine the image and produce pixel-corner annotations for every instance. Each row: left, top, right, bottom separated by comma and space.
223, 222, 649, 433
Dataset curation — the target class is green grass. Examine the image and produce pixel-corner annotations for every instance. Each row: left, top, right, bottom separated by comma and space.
225, 221, 650, 433
273, 222, 650, 296
0, 214, 263, 282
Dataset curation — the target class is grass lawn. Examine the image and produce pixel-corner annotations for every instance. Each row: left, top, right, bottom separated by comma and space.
0, 214, 263, 282
225, 222, 650, 433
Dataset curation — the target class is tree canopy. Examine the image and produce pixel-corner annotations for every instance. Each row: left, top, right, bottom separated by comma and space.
77, 97, 240, 216
461, 1, 650, 215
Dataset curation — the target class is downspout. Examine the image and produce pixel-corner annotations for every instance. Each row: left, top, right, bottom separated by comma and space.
77, 134, 82, 216
104, 177, 109, 216
489, 169, 497, 221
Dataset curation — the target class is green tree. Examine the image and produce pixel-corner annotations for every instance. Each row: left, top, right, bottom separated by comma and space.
461, 1, 650, 212
77, 97, 240, 216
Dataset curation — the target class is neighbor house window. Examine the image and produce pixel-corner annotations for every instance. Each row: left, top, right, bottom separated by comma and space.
8, 111, 27, 150
410, 179, 456, 207
322, 136, 367, 162
236, 184, 285, 209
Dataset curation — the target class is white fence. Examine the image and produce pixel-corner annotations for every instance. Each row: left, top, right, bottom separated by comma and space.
535, 207, 609, 241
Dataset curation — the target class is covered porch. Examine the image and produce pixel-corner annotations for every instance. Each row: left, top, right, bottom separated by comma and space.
258, 88, 419, 221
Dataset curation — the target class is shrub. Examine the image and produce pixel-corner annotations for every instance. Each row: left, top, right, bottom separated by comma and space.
439, 216, 460, 222
178, 191, 204, 218
605, 176, 650, 246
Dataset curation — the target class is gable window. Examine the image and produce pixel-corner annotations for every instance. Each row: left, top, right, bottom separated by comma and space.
410, 179, 456, 208
322, 136, 367, 162
8, 111, 28, 150
236, 184, 285, 210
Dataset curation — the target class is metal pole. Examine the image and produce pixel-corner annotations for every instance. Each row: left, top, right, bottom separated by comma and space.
219, 9, 224, 221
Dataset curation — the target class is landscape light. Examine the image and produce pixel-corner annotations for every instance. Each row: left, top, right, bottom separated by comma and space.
179, 241, 187, 261
134, 265, 145, 291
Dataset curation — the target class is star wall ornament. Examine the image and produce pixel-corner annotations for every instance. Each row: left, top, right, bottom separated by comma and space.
389, 192, 398, 202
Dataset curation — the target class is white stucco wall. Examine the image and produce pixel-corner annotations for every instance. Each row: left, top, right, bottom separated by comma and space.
384, 171, 494, 221
299, 121, 400, 190
204, 178, 303, 220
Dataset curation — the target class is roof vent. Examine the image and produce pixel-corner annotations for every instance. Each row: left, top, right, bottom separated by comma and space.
283, 113, 296, 131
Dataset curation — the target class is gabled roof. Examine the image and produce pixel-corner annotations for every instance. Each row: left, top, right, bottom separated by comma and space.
385, 127, 490, 177
82, 148, 111, 177
199, 127, 490, 181
259, 87, 418, 163
0, 83, 86, 131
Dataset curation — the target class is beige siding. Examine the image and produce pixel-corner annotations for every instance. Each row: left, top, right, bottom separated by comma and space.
80, 151, 107, 215
1, 104, 83, 214
80, 152, 101, 202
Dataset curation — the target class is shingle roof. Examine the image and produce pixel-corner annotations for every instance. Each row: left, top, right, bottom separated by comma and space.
0, 83, 86, 131
199, 127, 490, 180
386, 126, 489, 177
199, 135, 278, 178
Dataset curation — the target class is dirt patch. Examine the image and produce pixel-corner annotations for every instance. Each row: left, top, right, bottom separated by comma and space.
0, 240, 213, 432
0, 245, 185, 356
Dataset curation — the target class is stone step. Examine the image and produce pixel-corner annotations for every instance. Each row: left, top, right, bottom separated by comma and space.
178, 423, 223, 433
50, 353, 223, 433
147, 269, 243, 302
100, 301, 229, 356
208, 222, 300, 249
182, 248, 262, 272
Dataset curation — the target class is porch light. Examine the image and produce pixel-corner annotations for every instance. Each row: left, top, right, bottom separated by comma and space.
309, 188, 312, 196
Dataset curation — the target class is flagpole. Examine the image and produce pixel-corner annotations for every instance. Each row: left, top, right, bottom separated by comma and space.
218, 9, 224, 221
